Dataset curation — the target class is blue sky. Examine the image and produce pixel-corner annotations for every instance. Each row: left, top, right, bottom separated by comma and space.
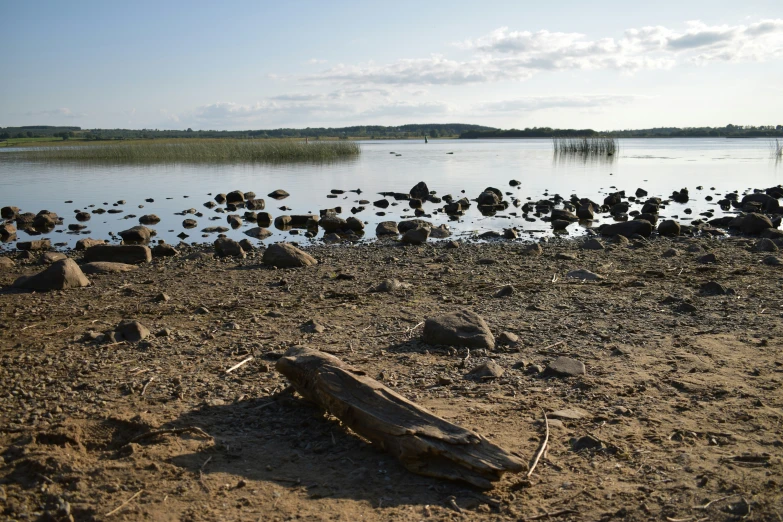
2, 0, 782, 130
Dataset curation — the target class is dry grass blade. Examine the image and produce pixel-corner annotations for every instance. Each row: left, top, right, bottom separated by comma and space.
527, 410, 550, 478
128, 426, 213, 445
105, 489, 143, 517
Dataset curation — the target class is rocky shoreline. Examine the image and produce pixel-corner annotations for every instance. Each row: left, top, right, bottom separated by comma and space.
1, 232, 782, 520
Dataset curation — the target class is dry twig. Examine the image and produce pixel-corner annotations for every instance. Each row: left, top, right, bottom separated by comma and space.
527, 410, 549, 478
105, 489, 143, 517
128, 426, 212, 445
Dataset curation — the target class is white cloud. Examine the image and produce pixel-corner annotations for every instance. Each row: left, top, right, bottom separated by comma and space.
476, 94, 646, 113
25, 108, 81, 119
307, 18, 783, 86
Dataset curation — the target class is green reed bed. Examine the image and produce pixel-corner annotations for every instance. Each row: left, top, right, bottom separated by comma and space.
2, 139, 361, 163
553, 137, 618, 156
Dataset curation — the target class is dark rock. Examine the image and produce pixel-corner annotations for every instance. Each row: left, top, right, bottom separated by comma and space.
344, 216, 364, 232
429, 224, 451, 238
376, 221, 399, 236
302, 319, 326, 334
40, 252, 67, 264
635, 188, 648, 198
422, 309, 495, 350
246, 198, 266, 210
1, 206, 19, 219
214, 238, 246, 258
13, 259, 90, 291
700, 281, 726, 296
263, 243, 318, 268
581, 238, 604, 250
152, 243, 178, 258
75, 212, 91, 222
410, 181, 430, 200
662, 248, 679, 258
401, 226, 430, 245
227, 214, 242, 229
658, 220, 681, 237
697, 253, 717, 264
139, 214, 160, 225
494, 285, 515, 298
742, 193, 779, 212
522, 243, 543, 256
373, 199, 390, 209
752, 238, 779, 252
498, 331, 519, 345
183, 219, 198, 229
762, 255, 782, 266
268, 189, 290, 200
739, 213, 774, 235
546, 356, 586, 377
1, 223, 17, 241
226, 190, 245, 204
115, 320, 150, 343
119, 226, 152, 245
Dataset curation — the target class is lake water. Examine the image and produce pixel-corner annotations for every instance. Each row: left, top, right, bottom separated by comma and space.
1, 138, 781, 251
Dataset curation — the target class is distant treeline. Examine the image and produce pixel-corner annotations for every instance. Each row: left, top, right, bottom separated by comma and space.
3, 123, 782, 141
459, 125, 783, 139
0, 124, 495, 141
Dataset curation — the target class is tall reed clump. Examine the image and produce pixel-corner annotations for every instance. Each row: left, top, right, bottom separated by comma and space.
553, 137, 618, 156
772, 138, 783, 159
3, 139, 361, 163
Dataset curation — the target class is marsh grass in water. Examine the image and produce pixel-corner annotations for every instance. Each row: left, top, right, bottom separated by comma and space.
772, 138, 782, 159
1, 139, 361, 163
553, 137, 618, 157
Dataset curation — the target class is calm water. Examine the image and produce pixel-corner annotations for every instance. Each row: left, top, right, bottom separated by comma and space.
0, 138, 781, 251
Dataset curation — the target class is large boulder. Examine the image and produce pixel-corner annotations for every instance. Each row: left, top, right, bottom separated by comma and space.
658, 220, 681, 237
84, 245, 152, 264
33, 212, 57, 232
401, 226, 430, 245
115, 320, 150, 343
742, 193, 779, 212
398, 219, 432, 233
1, 206, 19, 220
262, 243, 317, 268
152, 243, 178, 258
246, 198, 265, 210
13, 259, 90, 291
119, 226, 152, 244
739, 213, 774, 235
257, 212, 273, 228
319, 215, 347, 233
214, 238, 246, 258
375, 221, 399, 236
599, 219, 653, 238
226, 190, 245, 205
1, 223, 16, 241
422, 309, 495, 350
410, 181, 430, 201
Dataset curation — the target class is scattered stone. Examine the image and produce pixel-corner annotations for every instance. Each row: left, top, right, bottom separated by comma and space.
467, 361, 504, 380
581, 238, 604, 250
494, 285, 515, 298
498, 331, 519, 345
762, 255, 782, 266
376, 221, 399, 236
75, 238, 106, 250
0, 256, 15, 268
567, 269, 603, 281
662, 248, 679, 258
546, 356, 586, 377
372, 279, 412, 292
697, 253, 717, 264
13, 258, 90, 291
115, 320, 150, 343
422, 309, 495, 350
522, 243, 543, 256
700, 281, 726, 296
302, 320, 326, 334
40, 252, 66, 264
263, 243, 318, 268
1, 206, 20, 219
556, 253, 577, 261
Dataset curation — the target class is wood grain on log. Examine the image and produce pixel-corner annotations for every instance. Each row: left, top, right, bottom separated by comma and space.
276, 347, 526, 489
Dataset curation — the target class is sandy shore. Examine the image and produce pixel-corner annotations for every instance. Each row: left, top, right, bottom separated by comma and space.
1, 236, 781, 521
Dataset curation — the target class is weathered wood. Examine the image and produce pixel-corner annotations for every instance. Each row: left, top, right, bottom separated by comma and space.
276, 347, 526, 489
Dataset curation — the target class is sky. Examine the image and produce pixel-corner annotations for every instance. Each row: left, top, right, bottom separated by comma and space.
1, 0, 782, 131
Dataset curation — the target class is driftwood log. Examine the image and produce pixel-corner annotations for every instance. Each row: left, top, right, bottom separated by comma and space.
276, 347, 526, 489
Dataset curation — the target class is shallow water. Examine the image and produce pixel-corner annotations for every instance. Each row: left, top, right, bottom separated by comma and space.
0, 138, 780, 250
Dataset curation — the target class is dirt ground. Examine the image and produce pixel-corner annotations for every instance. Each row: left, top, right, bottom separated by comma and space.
1, 236, 782, 521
